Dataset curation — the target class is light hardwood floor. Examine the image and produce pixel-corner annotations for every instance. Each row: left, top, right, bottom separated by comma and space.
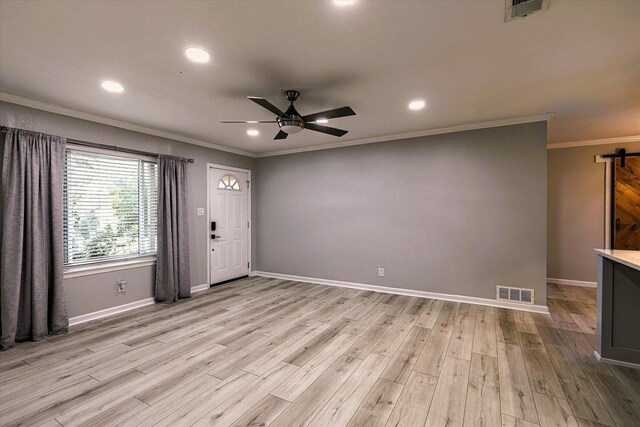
1, 277, 639, 426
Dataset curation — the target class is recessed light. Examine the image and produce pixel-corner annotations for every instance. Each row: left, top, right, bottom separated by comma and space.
100, 80, 124, 93
247, 129, 260, 137
184, 47, 210, 63
333, 0, 357, 6
247, 121, 259, 124
408, 99, 426, 111
315, 118, 329, 124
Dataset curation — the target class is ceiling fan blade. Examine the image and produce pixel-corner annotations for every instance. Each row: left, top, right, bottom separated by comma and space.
302, 106, 356, 123
274, 130, 288, 140
304, 122, 348, 137
220, 120, 276, 123
248, 96, 288, 118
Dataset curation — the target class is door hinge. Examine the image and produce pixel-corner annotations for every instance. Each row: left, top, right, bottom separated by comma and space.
247, 221, 250, 229
247, 262, 250, 268
247, 181, 250, 189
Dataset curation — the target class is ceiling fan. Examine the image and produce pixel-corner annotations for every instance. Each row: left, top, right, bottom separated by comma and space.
222, 90, 356, 140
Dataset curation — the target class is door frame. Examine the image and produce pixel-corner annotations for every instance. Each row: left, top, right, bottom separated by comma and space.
595, 155, 612, 249
206, 163, 252, 285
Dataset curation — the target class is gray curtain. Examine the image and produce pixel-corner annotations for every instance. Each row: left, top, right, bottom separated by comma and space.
155, 156, 191, 303
1, 128, 68, 349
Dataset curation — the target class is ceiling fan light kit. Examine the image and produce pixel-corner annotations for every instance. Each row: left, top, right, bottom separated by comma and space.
222, 89, 356, 140
277, 117, 304, 135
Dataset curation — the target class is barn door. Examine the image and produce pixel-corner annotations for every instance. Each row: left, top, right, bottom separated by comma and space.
612, 157, 640, 250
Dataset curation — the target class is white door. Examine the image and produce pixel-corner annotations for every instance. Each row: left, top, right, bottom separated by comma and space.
209, 167, 250, 284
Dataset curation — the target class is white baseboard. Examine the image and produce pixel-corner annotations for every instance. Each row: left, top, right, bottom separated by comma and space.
69, 298, 155, 326
548, 278, 597, 288
191, 283, 210, 293
252, 271, 549, 315
69, 283, 210, 326
594, 351, 640, 369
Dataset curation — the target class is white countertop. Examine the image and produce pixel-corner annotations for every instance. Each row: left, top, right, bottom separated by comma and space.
594, 249, 640, 271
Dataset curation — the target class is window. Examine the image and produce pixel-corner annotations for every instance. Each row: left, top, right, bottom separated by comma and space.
218, 174, 241, 191
63, 149, 158, 265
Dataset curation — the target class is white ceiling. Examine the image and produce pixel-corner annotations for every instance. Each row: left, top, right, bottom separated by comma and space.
1, 0, 639, 155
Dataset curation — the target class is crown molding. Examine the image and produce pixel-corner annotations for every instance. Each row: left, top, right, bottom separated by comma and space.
2, 92, 557, 158
0, 92, 256, 158
547, 135, 640, 150
255, 113, 554, 158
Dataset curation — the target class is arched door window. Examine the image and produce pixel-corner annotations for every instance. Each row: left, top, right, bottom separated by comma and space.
217, 174, 241, 191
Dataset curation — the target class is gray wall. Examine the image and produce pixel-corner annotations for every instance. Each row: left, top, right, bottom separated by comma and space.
0, 101, 255, 317
5, 99, 590, 314
255, 122, 548, 305
547, 141, 640, 283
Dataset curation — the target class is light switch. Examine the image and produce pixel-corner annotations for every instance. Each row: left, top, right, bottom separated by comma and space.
196, 208, 205, 216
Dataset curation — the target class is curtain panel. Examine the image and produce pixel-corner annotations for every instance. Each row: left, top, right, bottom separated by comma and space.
1, 128, 68, 349
155, 156, 191, 303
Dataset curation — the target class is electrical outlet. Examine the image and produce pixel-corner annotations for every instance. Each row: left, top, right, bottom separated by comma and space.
117, 279, 127, 293
196, 207, 205, 216
378, 268, 384, 277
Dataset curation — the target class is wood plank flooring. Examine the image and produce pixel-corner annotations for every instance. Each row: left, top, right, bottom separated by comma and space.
1, 278, 639, 426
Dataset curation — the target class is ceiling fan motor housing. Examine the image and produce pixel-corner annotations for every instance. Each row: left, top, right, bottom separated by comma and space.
278, 90, 304, 134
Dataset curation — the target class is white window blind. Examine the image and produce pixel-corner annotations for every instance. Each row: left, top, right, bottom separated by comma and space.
63, 149, 158, 265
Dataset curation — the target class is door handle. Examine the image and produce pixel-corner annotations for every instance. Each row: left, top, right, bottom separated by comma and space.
211, 235, 221, 239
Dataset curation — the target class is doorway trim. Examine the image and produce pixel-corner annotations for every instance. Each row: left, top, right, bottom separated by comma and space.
206, 163, 252, 286
595, 155, 612, 249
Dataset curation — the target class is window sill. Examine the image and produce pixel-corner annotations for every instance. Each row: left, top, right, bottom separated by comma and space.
63, 256, 157, 279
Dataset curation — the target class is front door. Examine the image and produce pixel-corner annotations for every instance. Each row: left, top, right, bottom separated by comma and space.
209, 167, 250, 284
613, 157, 640, 250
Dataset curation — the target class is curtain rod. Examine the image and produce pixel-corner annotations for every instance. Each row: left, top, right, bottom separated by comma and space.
1, 125, 194, 164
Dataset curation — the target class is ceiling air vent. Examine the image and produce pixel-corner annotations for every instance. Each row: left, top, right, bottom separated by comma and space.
497, 285, 534, 305
505, 0, 550, 22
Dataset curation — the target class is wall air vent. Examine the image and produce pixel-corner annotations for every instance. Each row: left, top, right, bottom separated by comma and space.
497, 285, 534, 304
505, 0, 550, 22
